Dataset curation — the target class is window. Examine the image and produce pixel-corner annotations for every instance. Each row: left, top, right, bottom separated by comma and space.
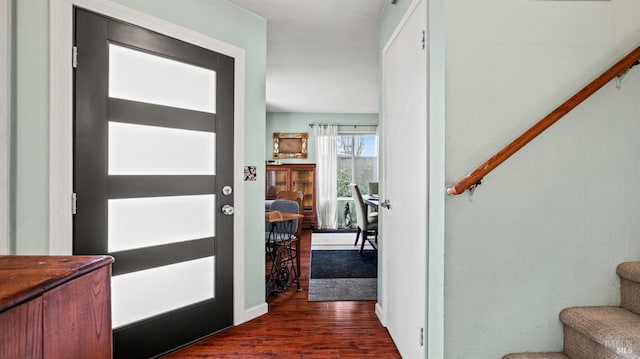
337, 134, 378, 197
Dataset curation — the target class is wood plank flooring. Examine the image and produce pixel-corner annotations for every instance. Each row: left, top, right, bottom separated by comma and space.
164, 229, 401, 358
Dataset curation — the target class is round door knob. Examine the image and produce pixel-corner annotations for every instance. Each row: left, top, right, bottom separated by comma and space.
221, 204, 235, 216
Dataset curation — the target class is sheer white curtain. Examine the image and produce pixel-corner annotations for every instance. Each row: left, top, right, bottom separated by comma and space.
314, 125, 338, 229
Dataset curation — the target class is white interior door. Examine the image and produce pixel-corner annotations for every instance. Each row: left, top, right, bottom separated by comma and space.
381, 0, 428, 357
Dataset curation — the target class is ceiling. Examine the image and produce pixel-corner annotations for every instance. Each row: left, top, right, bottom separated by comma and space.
227, 0, 388, 114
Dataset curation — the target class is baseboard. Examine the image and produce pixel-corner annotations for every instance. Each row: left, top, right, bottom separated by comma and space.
375, 302, 386, 326
242, 302, 268, 324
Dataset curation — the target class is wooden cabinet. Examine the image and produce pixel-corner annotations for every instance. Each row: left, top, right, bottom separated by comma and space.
0, 255, 113, 359
266, 164, 316, 228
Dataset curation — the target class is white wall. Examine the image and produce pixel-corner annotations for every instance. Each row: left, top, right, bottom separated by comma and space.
445, 1, 640, 358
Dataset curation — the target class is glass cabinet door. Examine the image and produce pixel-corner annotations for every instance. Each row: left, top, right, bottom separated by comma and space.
265, 164, 316, 228
291, 170, 313, 211
266, 168, 288, 199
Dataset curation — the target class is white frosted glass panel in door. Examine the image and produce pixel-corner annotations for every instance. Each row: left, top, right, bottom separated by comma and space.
109, 43, 216, 113
108, 195, 215, 252
108, 122, 215, 175
111, 256, 215, 329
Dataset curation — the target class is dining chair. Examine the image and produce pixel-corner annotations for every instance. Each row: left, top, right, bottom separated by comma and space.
266, 199, 300, 243
276, 190, 304, 238
350, 183, 378, 253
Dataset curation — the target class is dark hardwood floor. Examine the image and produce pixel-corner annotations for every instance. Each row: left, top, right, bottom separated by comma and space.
164, 229, 401, 358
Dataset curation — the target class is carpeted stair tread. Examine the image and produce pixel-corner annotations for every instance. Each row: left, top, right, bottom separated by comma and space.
617, 262, 640, 282
502, 352, 570, 359
618, 262, 640, 316
560, 306, 640, 356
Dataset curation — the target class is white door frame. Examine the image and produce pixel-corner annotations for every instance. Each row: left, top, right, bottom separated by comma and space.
0, 0, 12, 255
426, 0, 446, 356
378, 0, 445, 357
49, 0, 248, 325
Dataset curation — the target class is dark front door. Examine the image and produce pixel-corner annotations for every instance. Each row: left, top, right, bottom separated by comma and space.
73, 8, 235, 358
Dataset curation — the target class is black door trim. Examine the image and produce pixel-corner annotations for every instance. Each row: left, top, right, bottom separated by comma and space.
110, 237, 215, 275
108, 175, 216, 198
109, 98, 217, 132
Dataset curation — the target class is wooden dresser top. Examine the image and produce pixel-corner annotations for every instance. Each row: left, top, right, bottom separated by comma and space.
0, 255, 113, 313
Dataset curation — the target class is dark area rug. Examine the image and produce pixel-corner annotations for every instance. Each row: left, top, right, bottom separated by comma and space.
308, 278, 377, 302
308, 249, 377, 301
310, 250, 377, 279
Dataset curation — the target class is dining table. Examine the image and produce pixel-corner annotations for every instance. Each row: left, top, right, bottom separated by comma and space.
363, 195, 379, 211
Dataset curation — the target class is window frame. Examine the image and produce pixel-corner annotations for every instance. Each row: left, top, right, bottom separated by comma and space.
336, 130, 379, 200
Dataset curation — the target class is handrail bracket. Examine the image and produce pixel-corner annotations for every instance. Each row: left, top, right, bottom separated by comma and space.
467, 180, 482, 201
615, 60, 640, 89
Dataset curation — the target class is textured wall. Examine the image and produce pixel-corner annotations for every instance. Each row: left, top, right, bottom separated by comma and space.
445, 1, 640, 357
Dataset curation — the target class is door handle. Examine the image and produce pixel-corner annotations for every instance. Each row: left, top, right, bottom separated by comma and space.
380, 199, 391, 210
221, 204, 235, 216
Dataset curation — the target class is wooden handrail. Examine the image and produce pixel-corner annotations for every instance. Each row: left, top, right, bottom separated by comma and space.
447, 45, 640, 195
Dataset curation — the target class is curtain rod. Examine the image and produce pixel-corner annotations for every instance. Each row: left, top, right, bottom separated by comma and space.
308, 123, 377, 128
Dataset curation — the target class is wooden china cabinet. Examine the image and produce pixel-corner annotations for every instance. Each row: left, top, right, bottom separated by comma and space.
266, 163, 316, 228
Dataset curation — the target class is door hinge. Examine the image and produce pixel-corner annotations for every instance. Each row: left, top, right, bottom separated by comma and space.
421, 31, 426, 50
72, 46, 78, 68
420, 327, 424, 347
71, 192, 77, 215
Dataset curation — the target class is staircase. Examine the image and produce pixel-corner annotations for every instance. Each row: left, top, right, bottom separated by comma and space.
504, 262, 640, 359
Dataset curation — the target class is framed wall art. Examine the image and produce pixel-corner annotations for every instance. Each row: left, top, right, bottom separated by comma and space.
273, 132, 308, 159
